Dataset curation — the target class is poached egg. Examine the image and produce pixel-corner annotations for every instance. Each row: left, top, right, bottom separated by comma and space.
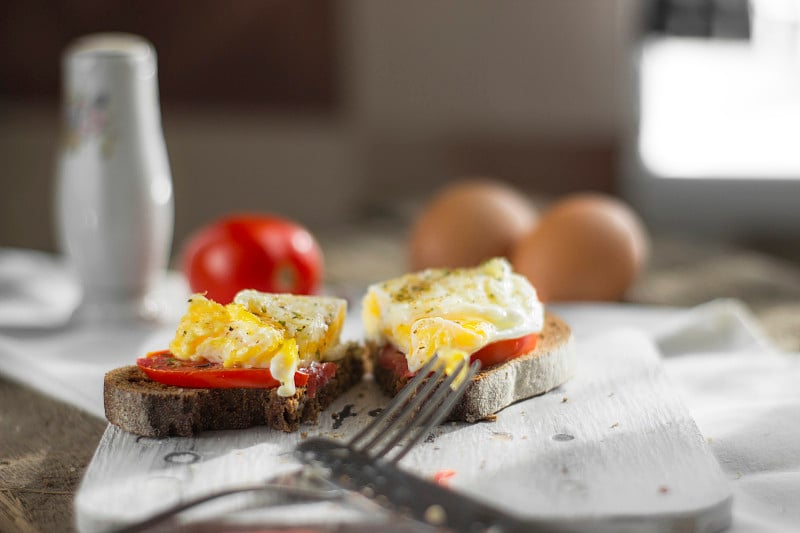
362, 257, 543, 374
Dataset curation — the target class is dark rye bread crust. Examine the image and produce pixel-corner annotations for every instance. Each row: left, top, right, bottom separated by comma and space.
104, 343, 365, 437
373, 313, 575, 423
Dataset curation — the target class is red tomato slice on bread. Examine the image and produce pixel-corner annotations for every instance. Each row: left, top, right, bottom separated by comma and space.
378, 333, 538, 375
470, 333, 538, 367
137, 351, 336, 397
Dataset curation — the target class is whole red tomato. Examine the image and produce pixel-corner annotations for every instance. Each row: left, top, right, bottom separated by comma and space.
181, 214, 323, 303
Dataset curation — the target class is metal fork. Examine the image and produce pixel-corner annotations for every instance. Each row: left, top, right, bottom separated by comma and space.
297, 356, 552, 533
299, 354, 482, 464
116, 356, 542, 532
111, 471, 345, 533
112, 356, 478, 533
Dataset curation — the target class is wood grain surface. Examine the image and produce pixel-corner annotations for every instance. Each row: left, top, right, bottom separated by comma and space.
0, 376, 105, 533
75, 330, 730, 532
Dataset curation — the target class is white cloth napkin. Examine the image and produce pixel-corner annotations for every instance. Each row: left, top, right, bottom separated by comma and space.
1, 248, 798, 532
658, 304, 800, 533
0, 248, 81, 328
0, 248, 187, 416
552, 300, 800, 532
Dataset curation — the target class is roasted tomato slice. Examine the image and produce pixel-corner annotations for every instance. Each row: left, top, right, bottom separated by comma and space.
379, 333, 538, 376
378, 345, 416, 378
136, 350, 336, 397
470, 333, 538, 367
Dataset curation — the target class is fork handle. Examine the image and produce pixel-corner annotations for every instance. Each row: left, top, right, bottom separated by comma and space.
298, 439, 555, 533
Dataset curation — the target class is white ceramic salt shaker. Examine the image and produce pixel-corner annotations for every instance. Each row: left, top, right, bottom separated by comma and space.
55, 33, 174, 322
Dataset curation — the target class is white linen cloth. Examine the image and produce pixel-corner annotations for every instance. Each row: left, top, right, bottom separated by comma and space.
0, 248, 798, 532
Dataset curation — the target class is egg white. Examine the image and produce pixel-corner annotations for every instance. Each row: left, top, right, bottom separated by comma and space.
362, 257, 544, 374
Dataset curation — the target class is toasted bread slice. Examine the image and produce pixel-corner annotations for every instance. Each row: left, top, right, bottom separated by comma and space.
373, 313, 574, 422
104, 343, 365, 437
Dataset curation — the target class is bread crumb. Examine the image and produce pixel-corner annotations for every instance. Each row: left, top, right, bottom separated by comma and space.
610, 422, 620, 429
300, 431, 308, 440
490, 432, 513, 441
561, 396, 569, 403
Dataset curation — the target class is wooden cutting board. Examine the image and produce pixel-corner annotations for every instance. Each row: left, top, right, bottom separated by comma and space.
75, 330, 731, 532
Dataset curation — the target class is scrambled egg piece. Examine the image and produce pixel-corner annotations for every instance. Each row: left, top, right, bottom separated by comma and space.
169, 291, 347, 397
362, 258, 543, 375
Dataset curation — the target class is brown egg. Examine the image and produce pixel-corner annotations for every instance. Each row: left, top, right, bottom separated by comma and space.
510, 193, 649, 302
408, 179, 537, 270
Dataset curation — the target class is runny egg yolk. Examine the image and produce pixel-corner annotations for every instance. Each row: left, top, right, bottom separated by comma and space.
169, 292, 346, 397
362, 258, 544, 376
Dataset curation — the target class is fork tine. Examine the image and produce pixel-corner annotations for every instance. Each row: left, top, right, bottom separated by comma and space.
375, 358, 467, 460
348, 355, 441, 449
356, 360, 447, 453
389, 359, 481, 463
366, 360, 454, 458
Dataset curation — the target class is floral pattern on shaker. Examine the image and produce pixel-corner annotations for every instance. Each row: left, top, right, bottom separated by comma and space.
63, 92, 115, 158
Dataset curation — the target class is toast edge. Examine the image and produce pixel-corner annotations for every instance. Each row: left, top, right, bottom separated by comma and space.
373, 312, 576, 422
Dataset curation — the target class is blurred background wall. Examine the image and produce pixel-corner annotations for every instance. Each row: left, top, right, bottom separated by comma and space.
2, 0, 635, 255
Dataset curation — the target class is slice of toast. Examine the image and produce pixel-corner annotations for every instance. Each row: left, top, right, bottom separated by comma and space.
104, 343, 365, 437
373, 313, 575, 422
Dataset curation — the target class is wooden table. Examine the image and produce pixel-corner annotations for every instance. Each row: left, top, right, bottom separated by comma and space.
2, 231, 800, 533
